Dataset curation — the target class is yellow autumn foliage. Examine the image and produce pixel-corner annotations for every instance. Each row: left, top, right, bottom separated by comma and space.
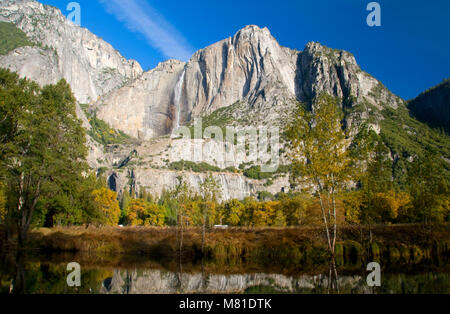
91, 187, 120, 226
126, 198, 165, 226
343, 191, 364, 224
371, 191, 411, 223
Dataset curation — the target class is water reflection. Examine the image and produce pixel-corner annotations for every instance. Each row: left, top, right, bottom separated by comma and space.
100, 268, 358, 294
98, 267, 448, 294
0, 251, 449, 294
327, 258, 339, 294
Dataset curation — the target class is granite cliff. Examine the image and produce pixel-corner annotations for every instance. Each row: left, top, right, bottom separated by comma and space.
0, 0, 142, 104
2, 0, 445, 201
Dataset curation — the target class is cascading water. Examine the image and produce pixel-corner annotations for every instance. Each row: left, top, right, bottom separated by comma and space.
173, 69, 186, 130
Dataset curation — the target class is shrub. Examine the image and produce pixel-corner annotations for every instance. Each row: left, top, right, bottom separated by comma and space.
168, 160, 222, 173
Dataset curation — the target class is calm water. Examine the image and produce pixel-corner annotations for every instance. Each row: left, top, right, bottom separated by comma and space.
0, 251, 449, 294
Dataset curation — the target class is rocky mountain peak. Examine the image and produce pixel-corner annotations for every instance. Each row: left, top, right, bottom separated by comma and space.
303, 41, 358, 67
1, 0, 36, 7
298, 40, 402, 117
0, 0, 143, 103
154, 59, 186, 72
232, 24, 273, 44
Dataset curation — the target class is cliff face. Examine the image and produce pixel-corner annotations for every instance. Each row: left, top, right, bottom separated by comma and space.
95, 25, 403, 139
0, 0, 142, 103
183, 26, 298, 117
93, 25, 301, 140
93, 59, 186, 140
0, 0, 417, 200
102, 137, 290, 201
298, 42, 400, 110
109, 168, 259, 202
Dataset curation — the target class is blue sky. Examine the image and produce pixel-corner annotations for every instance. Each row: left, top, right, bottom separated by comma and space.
40, 0, 450, 100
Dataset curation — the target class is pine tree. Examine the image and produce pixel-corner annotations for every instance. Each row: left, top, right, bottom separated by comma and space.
120, 189, 131, 224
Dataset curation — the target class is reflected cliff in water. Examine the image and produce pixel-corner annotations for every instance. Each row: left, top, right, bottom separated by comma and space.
100, 268, 369, 294
1, 250, 449, 294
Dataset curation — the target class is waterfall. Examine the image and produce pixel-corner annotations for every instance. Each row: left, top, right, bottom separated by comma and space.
173, 69, 186, 130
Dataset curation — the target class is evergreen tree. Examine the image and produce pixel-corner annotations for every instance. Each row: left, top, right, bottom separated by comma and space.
0, 69, 88, 244
119, 189, 131, 224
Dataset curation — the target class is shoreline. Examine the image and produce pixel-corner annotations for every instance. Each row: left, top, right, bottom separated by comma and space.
10, 224, 446, 265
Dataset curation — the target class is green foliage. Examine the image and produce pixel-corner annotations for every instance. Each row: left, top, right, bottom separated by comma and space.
168, 160, 222, 173
139, 187, 154, 203
119, 189, 131, 224
243, 165, 271, 180
287, 93, 351, 192
199, 174, 221, 230
343, 121, 449, 225
37, 173, 107, 227
0, 68, 114, 240
379, 105, 449, 186
243, 164, 291, 180
221, 199, 244, 225
405, 151, 450, 223
0, 22, 34, 55
0, 182, 6, 224
158, 188, 179, 226
276, 193, 319, 226
258, 191, 275, 201
0, 68, 90, 241
114, 181, 320, 228
347, 124, 396, 225
86, 111, 132, 145
286, 93, 353, 253
80, 104, 131, 145
187, 102, 239, 138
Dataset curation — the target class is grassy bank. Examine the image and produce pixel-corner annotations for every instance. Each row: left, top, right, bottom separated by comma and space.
19, 224, 449, 267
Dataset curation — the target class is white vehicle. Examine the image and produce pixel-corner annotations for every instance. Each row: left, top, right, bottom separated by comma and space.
214, 225, 229, 229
